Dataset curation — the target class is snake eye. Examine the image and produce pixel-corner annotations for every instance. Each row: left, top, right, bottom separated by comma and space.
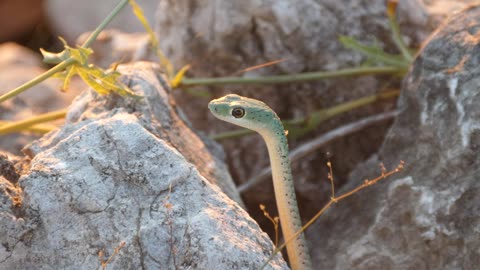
232, 107, 245, 118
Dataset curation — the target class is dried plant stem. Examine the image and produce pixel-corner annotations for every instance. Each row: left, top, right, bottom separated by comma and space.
181, 66, 403, 87
0, 109, 67, 135
0, 121, 57, 134
259, 204, 280, 247
260, 161, 405, 269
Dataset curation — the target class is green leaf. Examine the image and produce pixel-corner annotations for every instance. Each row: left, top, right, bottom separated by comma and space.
68, 46, 93, 66
339, 36, 409, 68
79, 65, 142, 98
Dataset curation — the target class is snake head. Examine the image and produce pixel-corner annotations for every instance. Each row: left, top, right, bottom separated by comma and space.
208, 94, 281, 135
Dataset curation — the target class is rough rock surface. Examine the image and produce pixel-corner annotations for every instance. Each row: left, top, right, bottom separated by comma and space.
307, 6, 480, 269
0, 62, 287, 269
155, 0, 475, 228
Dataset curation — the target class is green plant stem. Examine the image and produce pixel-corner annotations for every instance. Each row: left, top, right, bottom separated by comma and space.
0, 109, 67, 135
82, 0, 131, 48
180, 66, 404, 87
0, 121, 57, 134
211, 90, 399, 140
0, 0, 130, 104
309, 90, 399, 125
388, 14, 413, 62
0, 60, 74, 103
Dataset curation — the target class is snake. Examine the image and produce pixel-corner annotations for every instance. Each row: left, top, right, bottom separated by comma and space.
208, 94, 312, 270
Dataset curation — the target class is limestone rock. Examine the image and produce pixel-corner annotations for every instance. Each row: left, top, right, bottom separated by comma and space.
307, 6, 480, 269
0, 62, 287, 269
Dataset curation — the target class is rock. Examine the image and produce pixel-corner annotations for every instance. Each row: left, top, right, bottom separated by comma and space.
307, 6, 480, 269
44, 0, 158, 44
0, 62, 287, 269
0, 43, 82, 155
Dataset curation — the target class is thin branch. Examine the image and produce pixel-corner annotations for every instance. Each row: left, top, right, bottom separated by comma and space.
233, 58, 287, 75
260, 161, 404, 269
259, 204, 280, 247
327, 161, 335, 199
238, 110, 399, 193
0, 121, 57, 134
82, 0, 131, 48
0, 60, 73, 103
180, 66, 404, 87
0, 109, 67, 135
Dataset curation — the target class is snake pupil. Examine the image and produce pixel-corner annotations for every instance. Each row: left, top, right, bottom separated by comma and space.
232, 107, 245, 118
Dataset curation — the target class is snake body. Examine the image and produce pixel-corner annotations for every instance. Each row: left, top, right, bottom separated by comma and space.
208, 94, 312, 270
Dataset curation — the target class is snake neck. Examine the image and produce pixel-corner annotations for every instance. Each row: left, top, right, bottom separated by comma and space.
260, 122, 312, 270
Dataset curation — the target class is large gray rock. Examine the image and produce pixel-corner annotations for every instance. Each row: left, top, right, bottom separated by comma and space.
308, 6, 480, 269
0, 62, 287, 269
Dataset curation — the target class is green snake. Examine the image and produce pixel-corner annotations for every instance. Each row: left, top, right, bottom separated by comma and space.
209, 94, 312, 270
